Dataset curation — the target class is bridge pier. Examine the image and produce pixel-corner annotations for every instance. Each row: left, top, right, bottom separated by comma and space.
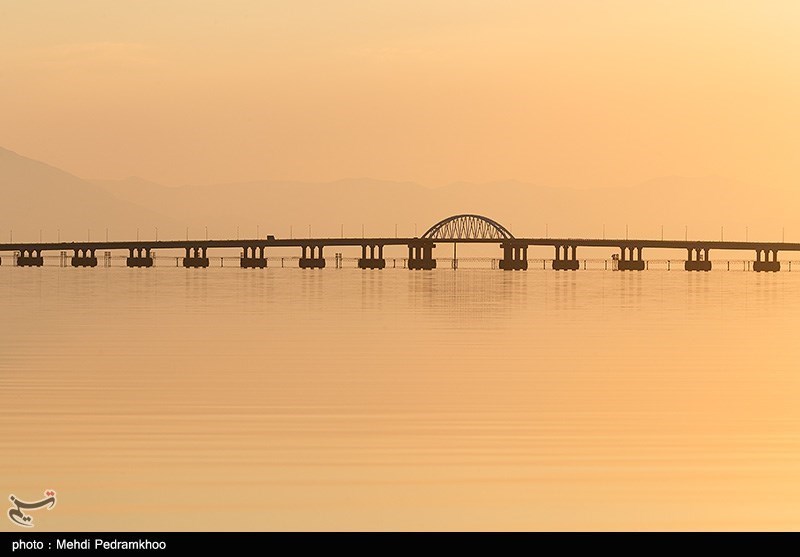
753, 249, 780, 272
358, 244, 386, 269
299, 245, 326, 268
183, 246, 210, 268
685, 247, 712, 271
552, 244, 579, 270
241, 245, 267, 268
617, 246, 645, 271
499, 241, 528, 270
17, 248, 44, 267
71, 248, 98, 267
127, 247, 154, 268
408, 240, 436, 270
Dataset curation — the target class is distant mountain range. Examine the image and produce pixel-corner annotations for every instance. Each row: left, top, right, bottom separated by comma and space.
1, 146, 796, 247
0, 147, 170, 242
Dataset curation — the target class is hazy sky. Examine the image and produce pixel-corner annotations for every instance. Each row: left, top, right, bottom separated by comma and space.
2, 1, 799, 188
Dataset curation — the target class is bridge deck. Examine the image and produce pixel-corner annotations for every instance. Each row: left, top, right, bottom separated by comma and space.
0, 237, 797, 251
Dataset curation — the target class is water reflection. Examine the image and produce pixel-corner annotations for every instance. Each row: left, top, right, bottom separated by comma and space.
1, 267, 799, 530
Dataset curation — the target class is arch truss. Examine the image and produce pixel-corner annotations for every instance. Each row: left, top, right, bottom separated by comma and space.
421, 214, 514, 240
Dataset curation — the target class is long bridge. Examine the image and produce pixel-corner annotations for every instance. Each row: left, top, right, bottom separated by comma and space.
0, 214, 790, 272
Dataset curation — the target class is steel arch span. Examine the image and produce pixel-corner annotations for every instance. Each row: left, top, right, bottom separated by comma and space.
421, 214, 514, 240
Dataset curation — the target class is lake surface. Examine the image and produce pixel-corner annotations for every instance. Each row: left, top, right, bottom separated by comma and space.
2, 265, 800, 531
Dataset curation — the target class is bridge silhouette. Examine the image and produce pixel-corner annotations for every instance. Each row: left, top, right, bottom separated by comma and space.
0, 214, 790, 272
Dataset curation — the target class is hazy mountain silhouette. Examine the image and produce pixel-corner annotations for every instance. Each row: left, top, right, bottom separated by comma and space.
93, 174, 797, 245
0, 147, 172, 242
2, 146, 796, 247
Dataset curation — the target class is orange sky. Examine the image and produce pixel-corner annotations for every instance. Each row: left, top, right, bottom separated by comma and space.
2, 1, 799, 188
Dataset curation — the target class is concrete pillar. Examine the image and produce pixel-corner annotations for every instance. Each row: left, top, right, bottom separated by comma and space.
501, 241, 527, 270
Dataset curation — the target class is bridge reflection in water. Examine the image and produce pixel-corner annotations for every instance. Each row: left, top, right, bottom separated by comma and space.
0, 214, 791, 272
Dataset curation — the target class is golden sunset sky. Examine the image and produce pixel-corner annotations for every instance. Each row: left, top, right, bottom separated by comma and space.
2, 1, 799, 188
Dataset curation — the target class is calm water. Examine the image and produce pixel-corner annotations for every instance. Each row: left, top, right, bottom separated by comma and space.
2, 266, 800, 531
